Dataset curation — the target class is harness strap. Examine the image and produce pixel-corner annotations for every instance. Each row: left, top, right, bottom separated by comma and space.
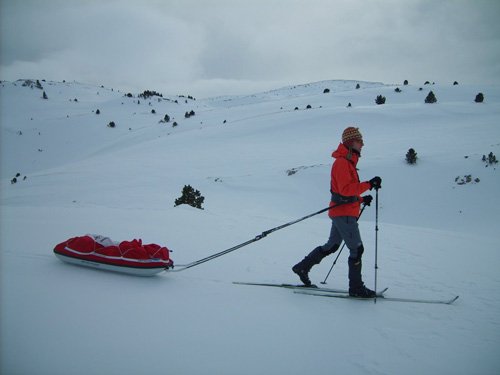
330, 191, 359, 205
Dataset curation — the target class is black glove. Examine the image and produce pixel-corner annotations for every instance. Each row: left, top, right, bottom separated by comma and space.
362, 195, 373, 206
369, 176, 382, 190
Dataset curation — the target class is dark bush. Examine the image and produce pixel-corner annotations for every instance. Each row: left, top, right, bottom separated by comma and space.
185, 110, 196, 118
475, 93, 484, 103
174, 185, 204, 209
425, 91, 437, 103
406, 148, 418, 164
375, 95, 386, 105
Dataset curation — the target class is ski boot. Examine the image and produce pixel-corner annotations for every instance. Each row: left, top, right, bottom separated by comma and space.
348, 257, 376, 298
292, 246, 334, 286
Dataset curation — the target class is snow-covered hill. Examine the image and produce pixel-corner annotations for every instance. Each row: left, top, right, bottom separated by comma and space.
1, 79, 499, 375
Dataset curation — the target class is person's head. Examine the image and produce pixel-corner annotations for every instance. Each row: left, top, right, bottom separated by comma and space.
342, 126, 364, 152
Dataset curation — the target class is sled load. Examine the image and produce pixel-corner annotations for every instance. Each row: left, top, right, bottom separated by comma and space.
53, 234, 174, 276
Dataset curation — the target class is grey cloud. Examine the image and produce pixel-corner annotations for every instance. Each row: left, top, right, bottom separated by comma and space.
1, 0, 500, 98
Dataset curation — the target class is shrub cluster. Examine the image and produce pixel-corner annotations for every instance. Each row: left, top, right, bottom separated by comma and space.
455, 175, 480, 185
139, 90, 163, 99
10, 172, 27, 184
482, 152, 497, 165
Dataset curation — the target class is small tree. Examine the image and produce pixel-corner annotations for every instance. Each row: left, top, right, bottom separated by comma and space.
425, 91, 437, 103
406, 148, 418, 164
174, 185, 205, 209
108, 121, 116, 128
475, 93, 484, 103
356, 83, 361, 89
323, 88, 330, 93
395, 87, 402, 93
42, 91, 48, 99
375, 95, 386, 105
403, 80, 409, 85
96, 109, 100, 115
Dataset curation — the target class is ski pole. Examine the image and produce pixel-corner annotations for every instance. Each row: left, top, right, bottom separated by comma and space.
320, 203, 367, 285
374, 187, 379, 304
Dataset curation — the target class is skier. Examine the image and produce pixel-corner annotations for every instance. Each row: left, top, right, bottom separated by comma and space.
292, 126, 382, 298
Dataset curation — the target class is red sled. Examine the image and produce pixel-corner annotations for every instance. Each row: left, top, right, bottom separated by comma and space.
53, 234, 174, 276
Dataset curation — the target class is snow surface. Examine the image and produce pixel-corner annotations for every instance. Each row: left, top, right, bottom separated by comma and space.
1, 79, 500, 375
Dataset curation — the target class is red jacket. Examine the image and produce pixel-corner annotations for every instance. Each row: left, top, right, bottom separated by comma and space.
328, 143, 371, 218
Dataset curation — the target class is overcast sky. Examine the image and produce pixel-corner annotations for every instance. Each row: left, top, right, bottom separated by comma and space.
1, 0, 500, 98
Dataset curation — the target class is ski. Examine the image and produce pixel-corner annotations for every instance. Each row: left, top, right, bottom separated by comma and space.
233, 281, 388, 296
295, 290, 459, 305
233, 281, 349, 294
293, 287, 389, 298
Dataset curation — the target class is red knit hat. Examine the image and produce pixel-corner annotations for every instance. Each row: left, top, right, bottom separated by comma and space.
342, 127, 363, 146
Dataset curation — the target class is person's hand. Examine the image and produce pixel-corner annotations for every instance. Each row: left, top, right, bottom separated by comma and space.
362, 195, 373, 206
369, 176, 382, 190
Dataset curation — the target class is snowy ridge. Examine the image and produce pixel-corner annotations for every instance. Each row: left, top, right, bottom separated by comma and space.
1, 79, 500, 375
206, 79, 387, 107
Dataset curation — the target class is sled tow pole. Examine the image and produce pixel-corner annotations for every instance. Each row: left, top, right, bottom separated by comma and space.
167, 205, 335, 272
